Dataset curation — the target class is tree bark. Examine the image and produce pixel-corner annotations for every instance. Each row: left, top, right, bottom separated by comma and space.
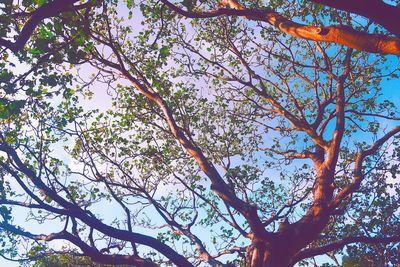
246, 224, 326, 267
245, 236, 307, 267
246, 241, 292, 267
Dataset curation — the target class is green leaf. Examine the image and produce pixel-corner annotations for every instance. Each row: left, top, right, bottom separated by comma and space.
75, 32, 85, 46
314, 3, 324, 13
35, 0, 48, 7
126, 0, 133, 9
0, 99, 25, 119
44, 196, 52, 203
30, 47, 43, 55
159, 45, 170, 58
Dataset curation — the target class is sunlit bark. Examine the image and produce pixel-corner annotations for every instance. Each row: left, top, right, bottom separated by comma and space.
162, 0, 400, 56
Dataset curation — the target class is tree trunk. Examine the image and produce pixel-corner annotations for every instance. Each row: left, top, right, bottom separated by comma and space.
245, 212, 331, 267
243, 169, 335, 266
245, 240, 293, 267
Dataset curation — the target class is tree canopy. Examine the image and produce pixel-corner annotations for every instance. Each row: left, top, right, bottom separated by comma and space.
0, 0, 399, 266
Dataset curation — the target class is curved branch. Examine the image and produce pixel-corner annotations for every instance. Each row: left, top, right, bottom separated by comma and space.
161, 0, 400, 56
0, 222, 158, 267
0, 0, 88, 53
294, 234, 400, 262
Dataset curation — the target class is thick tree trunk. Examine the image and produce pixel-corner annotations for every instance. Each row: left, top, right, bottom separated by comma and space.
245, 210, 331, 267
245, 240, 293, 267
243, 167, 335, 267
245, 248, 293, 267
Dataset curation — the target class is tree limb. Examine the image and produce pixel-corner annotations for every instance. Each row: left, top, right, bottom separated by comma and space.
161, 0, 400, 56
0, 0, 88, 53
293, 233, 400, 262
0, 222, 158, 267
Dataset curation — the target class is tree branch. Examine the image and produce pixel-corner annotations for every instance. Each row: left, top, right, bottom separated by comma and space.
0, 0, 88, 53
161, 0, 400, 56
0, 222, 158, 267
294, 233, 400, 262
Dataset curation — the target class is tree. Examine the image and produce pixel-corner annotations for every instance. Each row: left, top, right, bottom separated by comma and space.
0, 0, 399, 267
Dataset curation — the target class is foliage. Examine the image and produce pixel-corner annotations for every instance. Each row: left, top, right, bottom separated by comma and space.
31, 254, 135, 267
